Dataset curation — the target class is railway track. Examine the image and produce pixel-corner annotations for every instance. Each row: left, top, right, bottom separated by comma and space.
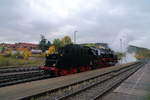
0, 66, 39, 73
57, 63, 144, 100
0, 67, 51, 87
20, 61, 146, 100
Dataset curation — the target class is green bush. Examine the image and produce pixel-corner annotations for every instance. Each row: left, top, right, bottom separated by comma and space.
0, 56, 44, 67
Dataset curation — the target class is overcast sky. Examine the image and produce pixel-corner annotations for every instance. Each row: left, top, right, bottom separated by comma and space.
0, 0, 150, 50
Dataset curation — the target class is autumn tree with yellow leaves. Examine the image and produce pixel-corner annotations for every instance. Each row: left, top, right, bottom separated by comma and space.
52, 36, 72, 50
62, 36, 72, 46
22, 49, 32, 59
17, 48, 32, 59
47, 46, 56, 55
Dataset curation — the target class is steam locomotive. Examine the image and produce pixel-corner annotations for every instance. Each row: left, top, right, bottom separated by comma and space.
40, 44, 118, 76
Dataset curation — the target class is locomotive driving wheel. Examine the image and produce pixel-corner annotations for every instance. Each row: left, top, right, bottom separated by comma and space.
59, 69, 69, 76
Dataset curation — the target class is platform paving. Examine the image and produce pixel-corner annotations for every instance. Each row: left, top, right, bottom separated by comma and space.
102, 61, 150, 100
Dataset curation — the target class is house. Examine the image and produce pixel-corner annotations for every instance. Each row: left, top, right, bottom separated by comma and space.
15, 43, 38, 50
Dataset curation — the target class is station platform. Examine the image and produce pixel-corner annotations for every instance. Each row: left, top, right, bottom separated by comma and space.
102, 61, 150, 100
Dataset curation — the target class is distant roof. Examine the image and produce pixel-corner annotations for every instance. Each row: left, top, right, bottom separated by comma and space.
16, 43, 38, 46
0, 42, 38, 49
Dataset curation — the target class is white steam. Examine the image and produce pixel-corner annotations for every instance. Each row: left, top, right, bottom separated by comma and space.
110, 29, 137, 63
120, 53, 137, 64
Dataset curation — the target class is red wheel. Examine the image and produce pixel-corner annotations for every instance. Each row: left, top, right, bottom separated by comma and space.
59, 69, 68, 76
79, 66, 86, 72
70, 68, 78, 74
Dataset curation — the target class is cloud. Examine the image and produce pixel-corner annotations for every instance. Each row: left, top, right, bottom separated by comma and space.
0, 0, 150, 49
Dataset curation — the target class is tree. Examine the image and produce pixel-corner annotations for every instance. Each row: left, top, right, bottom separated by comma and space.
47, 46, 56, 55
53, 38, 63, 50
16, 48, 32, 59
47, 41, 51, 47
0, 46, 5, 53
23, 49, 32, 60
62, 36, 72, 46
39, 35, 51, 52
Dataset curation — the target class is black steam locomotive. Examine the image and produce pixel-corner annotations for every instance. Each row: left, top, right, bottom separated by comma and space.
40, 44, 118, 76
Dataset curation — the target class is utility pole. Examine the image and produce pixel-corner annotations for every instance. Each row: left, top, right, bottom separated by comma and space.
120, 39, 123, 64
120, 39, 122, 53
123, 37, 127, 63
74, 31, 78, 44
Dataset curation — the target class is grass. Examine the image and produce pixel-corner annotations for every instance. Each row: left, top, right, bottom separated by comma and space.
0, 55, 44, 67
144, 89, 150, 100
147, 92, 150, 100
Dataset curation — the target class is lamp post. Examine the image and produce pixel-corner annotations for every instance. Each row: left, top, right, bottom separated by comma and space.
120, 39, 122, 53
74, 31, 78, 44
120, 39, 123, 64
